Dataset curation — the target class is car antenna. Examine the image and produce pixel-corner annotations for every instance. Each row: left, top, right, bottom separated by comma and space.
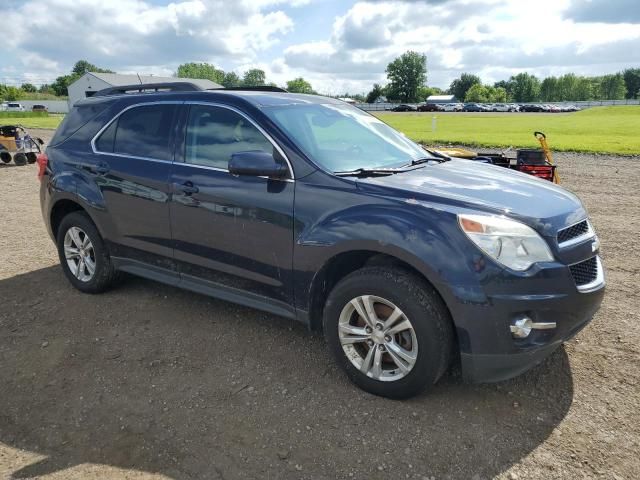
136, 73, 143, 85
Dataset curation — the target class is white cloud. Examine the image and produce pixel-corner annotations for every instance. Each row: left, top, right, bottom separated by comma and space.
0, 0, 298, 83
1, 0, 639, 93
277, 0, 640, 93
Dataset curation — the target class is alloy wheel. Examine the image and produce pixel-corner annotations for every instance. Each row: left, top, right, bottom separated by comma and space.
63, 226, 96, 282
338, 295, 418, 382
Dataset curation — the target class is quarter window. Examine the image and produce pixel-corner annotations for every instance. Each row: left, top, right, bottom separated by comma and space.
185, 105, 273, 169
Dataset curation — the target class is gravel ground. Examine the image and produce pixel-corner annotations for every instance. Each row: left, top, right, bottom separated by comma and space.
0, 130, 638, 480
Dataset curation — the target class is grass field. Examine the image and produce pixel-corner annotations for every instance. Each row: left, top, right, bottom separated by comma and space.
376, 106, 640, 155
0, 113, 64, 129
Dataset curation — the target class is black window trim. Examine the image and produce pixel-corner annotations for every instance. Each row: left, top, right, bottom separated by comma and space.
91, 100, 294, 180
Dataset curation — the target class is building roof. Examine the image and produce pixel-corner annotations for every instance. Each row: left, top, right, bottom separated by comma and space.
84, 72, 222, 90
426, 94, 457, 102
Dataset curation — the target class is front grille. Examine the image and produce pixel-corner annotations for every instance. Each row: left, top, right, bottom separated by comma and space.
570, 257, 598, 286
558, 220, 589, 244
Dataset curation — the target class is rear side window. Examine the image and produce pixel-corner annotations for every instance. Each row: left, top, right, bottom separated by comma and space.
95, 104, 177, 161
185, 105, 273, 169
113, 104, 177, 161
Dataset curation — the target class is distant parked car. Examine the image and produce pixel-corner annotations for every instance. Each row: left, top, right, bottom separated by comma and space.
438, 103, 458, 112
462, 103, 487, 112
520, 104, 544, 112
416, 103, 440, 112
391, 104, 416, 112
5, 103, 25, 112
32, 104, 48, 113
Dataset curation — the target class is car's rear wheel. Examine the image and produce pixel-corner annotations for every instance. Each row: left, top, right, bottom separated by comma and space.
323, 267, 454, 399
56, 211, 117, 293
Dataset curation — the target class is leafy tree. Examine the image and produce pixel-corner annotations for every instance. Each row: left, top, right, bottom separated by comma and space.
622, 68, 640, 99
464, 84, 506, 103
449, 73, 481, 102
365, 83, 384, 103
286, 77, 314, 94
222, 71, 241, 88
540, 76, 558, 102
509, 73, 540, 102
0, 85, 24, 101
21, 83, 37, 93
242, 69, 266, 86
385, 51, 427, 103
417, 86, 443, 101
464, 83, 489, 102
50, 74, 79, 96
72, 60, 113, 75
490, 86, 507, 103
38, 84, 54, 95
599, 73, 626, 100
176, 62, 224, 85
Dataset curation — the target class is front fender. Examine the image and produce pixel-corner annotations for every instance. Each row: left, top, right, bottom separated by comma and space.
294, 202, 491, 319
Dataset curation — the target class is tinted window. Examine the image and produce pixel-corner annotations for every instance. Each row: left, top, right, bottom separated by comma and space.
185, 105, 273, 169
113, 104, 177, 161
95, 120, 117, 152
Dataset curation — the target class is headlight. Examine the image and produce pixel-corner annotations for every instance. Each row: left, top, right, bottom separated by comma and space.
458, 214, 554, 271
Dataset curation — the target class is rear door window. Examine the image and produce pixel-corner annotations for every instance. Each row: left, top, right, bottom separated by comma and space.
111, 104, 177, 161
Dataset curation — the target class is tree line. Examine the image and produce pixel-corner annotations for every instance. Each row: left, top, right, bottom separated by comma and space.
2, 56, 639, 104
366, 53, 640, 104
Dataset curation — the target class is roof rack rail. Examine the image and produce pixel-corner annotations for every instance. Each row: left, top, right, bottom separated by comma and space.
212, 85, 288, 93
93, 82, 204, 97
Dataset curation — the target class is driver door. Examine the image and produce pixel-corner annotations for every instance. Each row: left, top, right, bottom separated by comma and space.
169, 103, 296, 314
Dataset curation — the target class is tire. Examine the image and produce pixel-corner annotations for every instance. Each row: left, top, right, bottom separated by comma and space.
26, 152, 37, 164
13, 153, 27, 166
323, 267, 454, 399
56, 211, 117, 293
0, 151, 11, 163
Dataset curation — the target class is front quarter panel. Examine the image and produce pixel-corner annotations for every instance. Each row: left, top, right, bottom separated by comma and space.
293, 173, 483, 315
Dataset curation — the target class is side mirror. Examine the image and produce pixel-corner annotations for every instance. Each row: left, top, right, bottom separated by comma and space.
229, 151, 288, 178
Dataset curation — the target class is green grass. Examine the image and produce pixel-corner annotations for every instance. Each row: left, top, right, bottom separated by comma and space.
376, 106, 640, 155
0, 113, 64, 129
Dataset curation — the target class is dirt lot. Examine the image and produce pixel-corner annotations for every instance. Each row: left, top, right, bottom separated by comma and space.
1, 130, 638, 479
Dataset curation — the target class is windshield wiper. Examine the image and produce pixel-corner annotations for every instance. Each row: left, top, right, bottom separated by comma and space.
408, 150, 452, 166
334, 167, 413, 177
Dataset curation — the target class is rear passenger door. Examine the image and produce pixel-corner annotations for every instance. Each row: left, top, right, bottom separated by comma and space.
90, 102, 179, 269
169, 103, 295, 313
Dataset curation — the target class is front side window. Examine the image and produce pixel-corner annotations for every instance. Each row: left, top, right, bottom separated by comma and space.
96, 104, 177, 161
185, 105, 273, 169
263, 102, 432, 172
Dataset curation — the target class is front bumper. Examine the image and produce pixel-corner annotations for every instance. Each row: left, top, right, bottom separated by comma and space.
440, 258, 605, 383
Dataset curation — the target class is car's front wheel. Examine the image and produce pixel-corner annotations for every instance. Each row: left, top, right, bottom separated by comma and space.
323, 267, 454, 399
56, 211, 117, 293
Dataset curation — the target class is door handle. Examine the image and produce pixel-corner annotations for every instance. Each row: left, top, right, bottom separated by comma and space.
174, 182, 199, 194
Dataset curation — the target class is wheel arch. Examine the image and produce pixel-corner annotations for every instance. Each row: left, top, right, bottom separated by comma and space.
307, 249, 455, 336
50, 198, 95, 240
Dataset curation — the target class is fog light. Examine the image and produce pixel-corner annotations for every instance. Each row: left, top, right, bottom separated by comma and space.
510, 315, 557, 339
510, 316, 533, 338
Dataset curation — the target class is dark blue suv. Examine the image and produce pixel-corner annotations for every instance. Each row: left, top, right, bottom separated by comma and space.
39, 83, 605, 398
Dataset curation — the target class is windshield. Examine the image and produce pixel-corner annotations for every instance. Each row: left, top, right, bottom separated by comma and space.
263, 102, 431, 172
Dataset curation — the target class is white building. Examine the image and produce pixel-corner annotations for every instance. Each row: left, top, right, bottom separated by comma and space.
67, 72, 222, 106
426, 94, 457, 104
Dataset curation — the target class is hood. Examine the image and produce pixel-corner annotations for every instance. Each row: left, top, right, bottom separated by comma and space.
356, 159, 587, 236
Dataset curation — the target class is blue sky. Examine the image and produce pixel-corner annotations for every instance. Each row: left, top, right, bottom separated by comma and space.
2, 0, 639, 94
